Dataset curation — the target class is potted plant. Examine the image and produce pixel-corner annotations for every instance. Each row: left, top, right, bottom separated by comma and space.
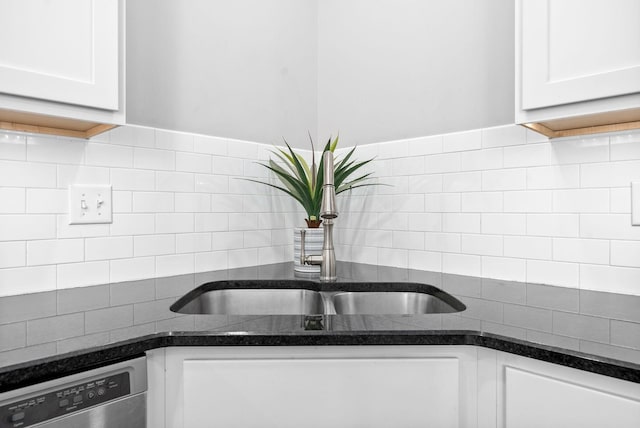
247, 135, 378, 272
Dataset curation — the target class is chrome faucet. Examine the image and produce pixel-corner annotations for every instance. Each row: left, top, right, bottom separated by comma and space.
300, 151, 337, 282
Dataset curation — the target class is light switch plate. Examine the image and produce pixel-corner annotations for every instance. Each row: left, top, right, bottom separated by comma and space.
633, 182, 640, 226
68, 185, 113, 225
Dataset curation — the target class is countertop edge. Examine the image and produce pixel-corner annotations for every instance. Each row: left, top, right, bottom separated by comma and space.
1, 330, 639, 393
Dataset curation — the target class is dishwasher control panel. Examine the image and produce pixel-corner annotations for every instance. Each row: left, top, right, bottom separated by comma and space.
0, 371, 130, 428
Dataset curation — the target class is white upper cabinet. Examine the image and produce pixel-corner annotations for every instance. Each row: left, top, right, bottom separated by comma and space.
517, 0, 640, 138
0, 0, 123, 138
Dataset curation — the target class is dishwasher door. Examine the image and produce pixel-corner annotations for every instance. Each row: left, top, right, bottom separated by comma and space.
0, 356, 146, 428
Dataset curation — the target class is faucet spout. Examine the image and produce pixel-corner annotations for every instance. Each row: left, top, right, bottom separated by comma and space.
300, 151, 338, 282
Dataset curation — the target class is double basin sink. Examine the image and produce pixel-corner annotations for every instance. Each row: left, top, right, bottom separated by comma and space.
170, 280, 465, 316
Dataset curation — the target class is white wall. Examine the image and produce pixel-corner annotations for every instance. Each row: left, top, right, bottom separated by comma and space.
335, 125, 640, 296
0, 127, 299, 296
126, 0, 514, 147
317, 0, 514, 145
126, 0, 318, 147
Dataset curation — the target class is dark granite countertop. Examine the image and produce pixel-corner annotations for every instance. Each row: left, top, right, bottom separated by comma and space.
1, 262, 639, 392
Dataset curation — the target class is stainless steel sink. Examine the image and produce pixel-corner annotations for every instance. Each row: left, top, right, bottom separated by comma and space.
173, 288, 324, 315
330, 291, 460, 315
170, 280, 466, 316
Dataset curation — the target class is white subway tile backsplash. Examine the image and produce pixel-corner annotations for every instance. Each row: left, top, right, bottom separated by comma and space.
504, 190, 552, 213
111, 169, 155, 191
526, 165, 580, 190
461, 234, 503, 256
443, 253, 481, 276
392, 156, 424, 176
108, 126, 155, 148
155, 130, 194, 152
527, 214, 579, 238
443, 213, 481, 233
552, 238, 609, 265
195, 213, 229, 232
481, 213, 526, 235
551, 136, 609, 165
460, 148, 503, 171
391, 194, 424, 212
580, 160, 640, 188
424, 152, 460, 174
504, 143, 551, 168
392, 231, 424, 250
57, 261, 109, 289
134, 234, 176, 257
27, 189, 69, 214
176, 152, 211, 173
176, 233, 212, 254
408, 175, 443, 193
443, 172, 481, 192
504, 236, 552, 260
2, 122, 640, 295
156, 171, 194, 192
610, 131, 640, 161
425, 193, 460, 212
27, 136, 84, 165
0, 133, 26, 161
482, 256, 526, 282
611, 241, 640, 268
443, 130, 482, 152
27, 239, 84, 265
85, 143, 133, 168
1, 160, 56, 188
424, 232, 461, 252
527, 260, 579, 288
0, 215, 56, 241
461, 192, 502, 212
482, 169, 527, 191
132, 192, 174, 213
58, 165, 110, 189
408, 250, 441, 271
110, 214, 155, 236
195, 251, 228, 272
610, 187, 632, 213
133, 148, 175, 171
580, 214, 640, 240
228, 140, 259, 159
155, 213, 194, 234
481, 125, 527, 148
109, 257, 155, 283
579, 264, 640, 295
175, 193, 210, 213
407, 135, 442, 156
85, 237, 133, 261
0, 188, 25, 213
212, 156, 244, 176
552, 189, 609, 213
0, 266, 56, 296
155, 254, 194, 277
193, 135, 228, 156
0, 242, 25, 269
405, 213, 442, 232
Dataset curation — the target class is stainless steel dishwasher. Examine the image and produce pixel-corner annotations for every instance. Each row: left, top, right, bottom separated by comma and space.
0, 356, 146, 428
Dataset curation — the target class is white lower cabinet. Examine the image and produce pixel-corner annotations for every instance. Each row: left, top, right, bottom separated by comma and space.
148, 346, 479, 428
496, 352, 640, 428
146, 346, 640, 428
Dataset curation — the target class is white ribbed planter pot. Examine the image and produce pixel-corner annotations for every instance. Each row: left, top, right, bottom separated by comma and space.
293, 227, 323, 274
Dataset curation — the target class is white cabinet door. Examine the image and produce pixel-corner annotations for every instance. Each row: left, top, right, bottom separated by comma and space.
0, 0, 119, 110
496, 353, 640, 428
164, 346, 479, 428
520, 0, 640, 111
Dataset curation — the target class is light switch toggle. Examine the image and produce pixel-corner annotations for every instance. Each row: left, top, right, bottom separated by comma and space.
69, 185, 113, 225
